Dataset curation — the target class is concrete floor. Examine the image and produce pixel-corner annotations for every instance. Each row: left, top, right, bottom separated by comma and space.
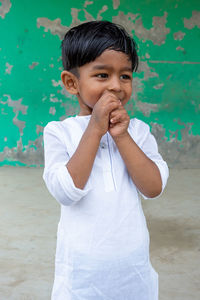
0, 167, 199, 300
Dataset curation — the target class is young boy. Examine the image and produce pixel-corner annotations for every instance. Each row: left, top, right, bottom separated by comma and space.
43, 21, 169, 300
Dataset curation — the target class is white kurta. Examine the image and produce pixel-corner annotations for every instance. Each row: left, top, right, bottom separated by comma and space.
43, 115, 169, 300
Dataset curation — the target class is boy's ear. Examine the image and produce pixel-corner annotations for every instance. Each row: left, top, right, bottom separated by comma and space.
61, 71, 79, 95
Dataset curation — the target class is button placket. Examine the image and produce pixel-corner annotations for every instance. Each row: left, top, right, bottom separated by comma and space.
100, 142, 107, 149
100, 134, 115, 192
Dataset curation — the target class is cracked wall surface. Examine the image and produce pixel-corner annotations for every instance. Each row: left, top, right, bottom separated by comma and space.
0, 0, 200, 168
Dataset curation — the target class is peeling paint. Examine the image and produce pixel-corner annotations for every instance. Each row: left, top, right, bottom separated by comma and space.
70, 8, 84, 28
131, 77, 143, 97
0, 136, 44, 166
113, 11, 170, 45
1, 95, 28, 115
151, 122, 200, 169
176, 46, 185, 52
37, 17, 69, 40
49, 94, 61, 103
51, 79, 74, 99
49, 106, 56, 115
37, 6, 98, 39
84, 1, 93, 8
60, 100, 80, 120
135, 101, 158, 117
36, 125, 44, 135
5, 62, 13, 74
1, 95, 28, 135
29, 62, 39, 69
184, 11, 200, 29
153, 83, 164, 90
130, 60, 159, 106
113, 0, 120, 10
52, 79, 62, 87
173, 31, 185, 41
0, 0, 11, 19
37, 9, 170, 45
137, 61, 158, 80
13, 117, 26, 135
97, 5, 108, 20
82, 9, 94, 22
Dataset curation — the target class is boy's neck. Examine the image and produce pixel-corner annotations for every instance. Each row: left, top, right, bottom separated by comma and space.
78, 103, 93, 116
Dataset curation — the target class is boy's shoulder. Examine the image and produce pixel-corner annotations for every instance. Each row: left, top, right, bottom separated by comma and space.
129, 117, 150, 132
44, 116, 78, 132
43, 116, 91, 149
128, 118, 152, 146
43, 115, 91, 140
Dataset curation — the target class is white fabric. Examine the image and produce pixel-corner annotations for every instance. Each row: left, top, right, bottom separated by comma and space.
43, 115, 169, 300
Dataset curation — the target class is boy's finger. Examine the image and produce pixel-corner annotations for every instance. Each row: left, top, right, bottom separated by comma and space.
100, 90, 121, 103
110, 106, 126, 118
110, 109, 129, 122
105, 101, 121, 114
110, 114, 124, 123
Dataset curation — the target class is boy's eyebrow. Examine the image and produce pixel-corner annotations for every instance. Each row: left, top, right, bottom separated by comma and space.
91, 65, 132, 72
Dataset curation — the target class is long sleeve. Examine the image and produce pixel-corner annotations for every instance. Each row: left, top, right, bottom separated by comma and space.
43, 122, 91, 206
129, 119, 169, 199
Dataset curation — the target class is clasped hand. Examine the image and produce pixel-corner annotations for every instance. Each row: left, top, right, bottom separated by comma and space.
89, 91, 130, 138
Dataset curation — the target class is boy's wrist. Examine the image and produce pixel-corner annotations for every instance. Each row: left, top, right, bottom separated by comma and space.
86, 123, 104, 140
112, 131, 130, 144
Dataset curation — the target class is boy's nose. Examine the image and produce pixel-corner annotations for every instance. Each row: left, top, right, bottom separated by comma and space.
108, 76, 121, 92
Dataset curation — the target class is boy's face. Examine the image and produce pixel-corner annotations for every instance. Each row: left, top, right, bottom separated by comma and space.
75, 50, 133, 115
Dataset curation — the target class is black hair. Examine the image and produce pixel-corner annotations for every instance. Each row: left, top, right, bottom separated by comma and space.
61, 20, 138, 74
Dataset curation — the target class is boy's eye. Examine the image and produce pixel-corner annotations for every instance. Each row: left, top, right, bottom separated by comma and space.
96, 73, 108, 78
120, 74, 132, 80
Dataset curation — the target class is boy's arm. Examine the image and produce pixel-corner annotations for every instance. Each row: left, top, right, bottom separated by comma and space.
66, 93, 120, 189
43, 93, 120, 205
109, 105, 163, 198
66, 124, 101, 189
114, 133, 162, 198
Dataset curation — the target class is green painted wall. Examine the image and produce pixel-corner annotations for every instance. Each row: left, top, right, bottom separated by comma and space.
0, 0, 200, 168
